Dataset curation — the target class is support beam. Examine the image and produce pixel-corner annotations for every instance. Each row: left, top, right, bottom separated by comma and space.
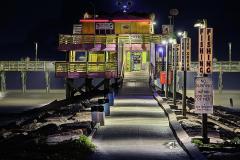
21, 71, 27, 93
104, 78, 110, 97
85, 78, 93, 92
0, 72, 6, 92
66, 78, 74, 99
45, 71, 50, 93
218, 63, 223, 94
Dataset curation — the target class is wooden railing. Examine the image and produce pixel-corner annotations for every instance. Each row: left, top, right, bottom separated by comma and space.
55, 62, 118, 73
59, 34, 163, 45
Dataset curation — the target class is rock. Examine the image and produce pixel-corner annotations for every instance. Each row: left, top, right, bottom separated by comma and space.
31, 123, 60, 136
234, 128, 240, 133
2, 132, 12, 138
46, 129, 83, 144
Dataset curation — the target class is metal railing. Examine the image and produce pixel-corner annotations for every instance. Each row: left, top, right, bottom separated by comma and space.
155, 61, 240, 74
1, 60, 239, 73
0, 61, 55, 72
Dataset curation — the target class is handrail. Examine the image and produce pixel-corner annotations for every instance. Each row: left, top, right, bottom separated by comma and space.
59, 34, 163, 45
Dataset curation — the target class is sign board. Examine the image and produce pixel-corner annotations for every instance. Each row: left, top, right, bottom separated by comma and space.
198, 28, 213, 74
162, 25, 174, 35
173, 44, 181, 69
73, 24, 82, 34
160, 71, 173, 85
96, 23, 114, 30
180, 38, 191, 71
194, 77, 213, 114
96, 23, 114, 34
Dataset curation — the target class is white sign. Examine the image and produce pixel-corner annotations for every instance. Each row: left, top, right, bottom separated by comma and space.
162, 25, 174, 35
96, 23, 114, 30
194, 77, 213, 114
180, 37, 191, 71
198, 28, 213, 74
73, 24, 82, 34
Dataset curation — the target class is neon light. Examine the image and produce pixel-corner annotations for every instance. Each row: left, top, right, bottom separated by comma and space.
80, 19, 109, 22
112, 19, 151, 22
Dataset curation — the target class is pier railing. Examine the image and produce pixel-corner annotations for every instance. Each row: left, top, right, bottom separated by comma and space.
55, 62, 118, 73
59, 34, 163, 45
0, 61, 55, 72
154, 61, 240, 75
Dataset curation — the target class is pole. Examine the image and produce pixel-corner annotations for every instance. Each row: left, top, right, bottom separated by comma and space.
229, 42, 232, 71
161, 50, 164, 91
202, 112, 208, 143
182, 36, 187, 117
35, 42, 38, 61
165, 43, 169, 98
173, 45, 177, 105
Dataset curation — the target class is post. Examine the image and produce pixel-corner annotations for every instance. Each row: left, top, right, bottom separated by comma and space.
21, 71, 27, 93
45, 71, 50, 93
165, 44, 169, 98
85, 78, 92, 93
0, 72, 6, 92
182, 37, 187, 117
202, 113, 209, 143
173, 45, 177, 105
161, 51, 164, 91
104, 78, 110, 97
218, 62, 223, 94
228, 42, 232, 71
66, 78, 74, 99
35, 42, 38, 61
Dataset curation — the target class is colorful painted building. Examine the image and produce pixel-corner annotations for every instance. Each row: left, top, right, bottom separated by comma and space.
56, 13, 170, 79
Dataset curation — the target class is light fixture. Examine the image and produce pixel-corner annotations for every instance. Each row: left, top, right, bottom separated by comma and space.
153, 21, 157, 25
168, 38, 174, 43
194, 19, 207, 28
177, 31, 183, 37
161, 40, 167, 45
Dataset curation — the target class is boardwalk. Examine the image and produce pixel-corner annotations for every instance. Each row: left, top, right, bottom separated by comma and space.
89, 71, 190, 160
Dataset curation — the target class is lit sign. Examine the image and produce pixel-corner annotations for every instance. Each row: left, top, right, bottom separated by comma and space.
96, 23, 114, 30
173, 44, 181, 69
180, 38, 191, 71
198, 28, 213, 74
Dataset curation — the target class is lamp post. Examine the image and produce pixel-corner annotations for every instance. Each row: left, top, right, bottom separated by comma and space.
162, 38, 176, 98
228, 42, 232, 71
194, 19, 210, 143
160, 47, 165, 90
162, 40, 169, 98
177, 31, 188, 116
35, 42, 38, 61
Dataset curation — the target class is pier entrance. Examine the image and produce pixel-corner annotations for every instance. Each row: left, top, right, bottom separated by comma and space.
125, 51, 148, 72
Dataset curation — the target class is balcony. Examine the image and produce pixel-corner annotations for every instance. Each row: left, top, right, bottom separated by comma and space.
58, 34, 163, 51
55, 62, 118, 78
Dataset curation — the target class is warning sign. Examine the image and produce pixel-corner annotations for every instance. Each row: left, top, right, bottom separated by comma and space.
194, 77, 213, 114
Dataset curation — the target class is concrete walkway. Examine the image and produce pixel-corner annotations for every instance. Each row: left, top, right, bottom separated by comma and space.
89, 71, 190, 160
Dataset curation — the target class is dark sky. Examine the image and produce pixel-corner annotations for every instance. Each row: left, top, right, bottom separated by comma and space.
0, 0, 239, 61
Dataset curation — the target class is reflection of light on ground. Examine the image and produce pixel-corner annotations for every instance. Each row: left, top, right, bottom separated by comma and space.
0, 92, 6, 99
115, 99, 157, 105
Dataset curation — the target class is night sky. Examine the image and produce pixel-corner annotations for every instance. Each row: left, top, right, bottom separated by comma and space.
0, 0, 239, 61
